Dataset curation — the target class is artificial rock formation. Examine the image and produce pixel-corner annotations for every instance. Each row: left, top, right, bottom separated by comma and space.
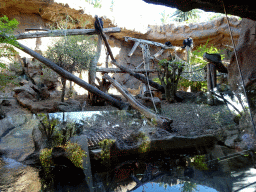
0, 0, 243, 90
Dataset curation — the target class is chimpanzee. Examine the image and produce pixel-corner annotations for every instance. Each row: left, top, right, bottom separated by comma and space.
94, 17, 104, 32
181, 37, 193, 49
165, 41, 172, 47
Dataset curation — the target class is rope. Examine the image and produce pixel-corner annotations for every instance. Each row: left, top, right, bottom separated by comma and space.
222, 1, 256, 135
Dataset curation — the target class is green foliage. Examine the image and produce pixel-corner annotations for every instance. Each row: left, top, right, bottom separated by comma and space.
64, 141, 87, 168
180, 181, 199, 192
137, 132, 150, 153
178, 39, 223, 91
99, 139, 115, 161
156, 57, 184, 102
191, 155, 208, 170
37, 113, 76, 147
160, 10, 171, 24
0, 73, 19, 91
85, 0, 102, 8
46, 35, 95, 72
40, 148, 53, 174
39, 141, 86, 174
172, 9, 201, 23
0, 16, 20, 91
0, 15, 19, 59
190, 39, 224, 66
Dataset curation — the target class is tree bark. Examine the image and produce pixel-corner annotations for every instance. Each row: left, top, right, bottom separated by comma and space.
88, 34, 102, 103
61, 77, 66, 102
14, 28, 121, 39
103, 74, 173, 128
15, 42, 128, 110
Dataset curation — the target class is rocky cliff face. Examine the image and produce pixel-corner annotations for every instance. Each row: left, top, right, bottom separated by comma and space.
0, 0, 242, 90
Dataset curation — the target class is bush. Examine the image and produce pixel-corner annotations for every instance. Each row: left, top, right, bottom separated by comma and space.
39, 141, 87, 172
45, 35, 96, 101
178, 39, 224, 91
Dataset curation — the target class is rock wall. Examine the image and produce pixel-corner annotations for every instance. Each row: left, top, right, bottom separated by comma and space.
0, 0, 242, 91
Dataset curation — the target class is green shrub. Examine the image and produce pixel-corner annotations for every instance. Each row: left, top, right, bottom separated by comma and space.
39, 141, 87, 172
98, 139, 115, 161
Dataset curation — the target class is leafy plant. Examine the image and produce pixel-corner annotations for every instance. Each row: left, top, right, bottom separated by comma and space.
45, 34, 96, 102
136, 132, 150, 153
172, 9, 201, 23
180, 181, 199, 192
0, 15, 20, 90
64, 141, 87, 169
191, 155, 208, 170
99, 139, 115, 161
178, 39, 224, 91
160, 10, 171, 24
39, 141, 86, 172
40, 148, 53, 174
157, 57, 184, 102
37, 113, 76, 147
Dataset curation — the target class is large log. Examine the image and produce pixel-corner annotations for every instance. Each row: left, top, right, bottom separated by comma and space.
14, 27, 121, 39
14, 41, 128, 110
103, 74, 173, 130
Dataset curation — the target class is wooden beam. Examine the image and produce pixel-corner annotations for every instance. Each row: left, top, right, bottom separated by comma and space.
124, 36, 174, 49
15, 27, 121, 39
128, 41, 140, 57
96, 68, 158, 73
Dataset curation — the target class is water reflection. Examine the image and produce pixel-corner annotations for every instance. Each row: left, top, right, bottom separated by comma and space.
0, 110, 255, 191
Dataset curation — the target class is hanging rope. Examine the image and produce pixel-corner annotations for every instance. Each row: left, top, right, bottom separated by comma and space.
222, 0, 256, 134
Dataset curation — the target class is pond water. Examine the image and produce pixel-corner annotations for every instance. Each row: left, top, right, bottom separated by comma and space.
0, 106, 256, 192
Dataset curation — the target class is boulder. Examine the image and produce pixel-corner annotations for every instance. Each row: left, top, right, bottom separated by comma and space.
228, 19, 256, 101
1, 100, 11, 106
13, 83, 38, 99
51, 147, 86, 186
39, 87, 50, 100
54, 99, 81, 112
15, 92, 55, 113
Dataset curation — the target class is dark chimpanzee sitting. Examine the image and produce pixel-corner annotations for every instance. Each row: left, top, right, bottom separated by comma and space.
94, 16, 104, 32
181, 37, 193, 49
165, 41, 172, 47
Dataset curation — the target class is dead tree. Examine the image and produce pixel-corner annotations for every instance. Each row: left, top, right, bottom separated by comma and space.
157, 58, 183, 102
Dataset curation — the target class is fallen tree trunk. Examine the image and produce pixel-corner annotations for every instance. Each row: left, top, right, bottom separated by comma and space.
15, 42, 128, 110
103, 74, 173, 130
15, 27, 121, 39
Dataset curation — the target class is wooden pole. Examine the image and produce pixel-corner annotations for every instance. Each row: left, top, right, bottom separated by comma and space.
14, 27, 121, 39
15, 42, 128, 110
207, 63, 216, 105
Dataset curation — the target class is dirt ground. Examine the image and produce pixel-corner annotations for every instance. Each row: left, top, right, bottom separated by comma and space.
0, 87, 237, 140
